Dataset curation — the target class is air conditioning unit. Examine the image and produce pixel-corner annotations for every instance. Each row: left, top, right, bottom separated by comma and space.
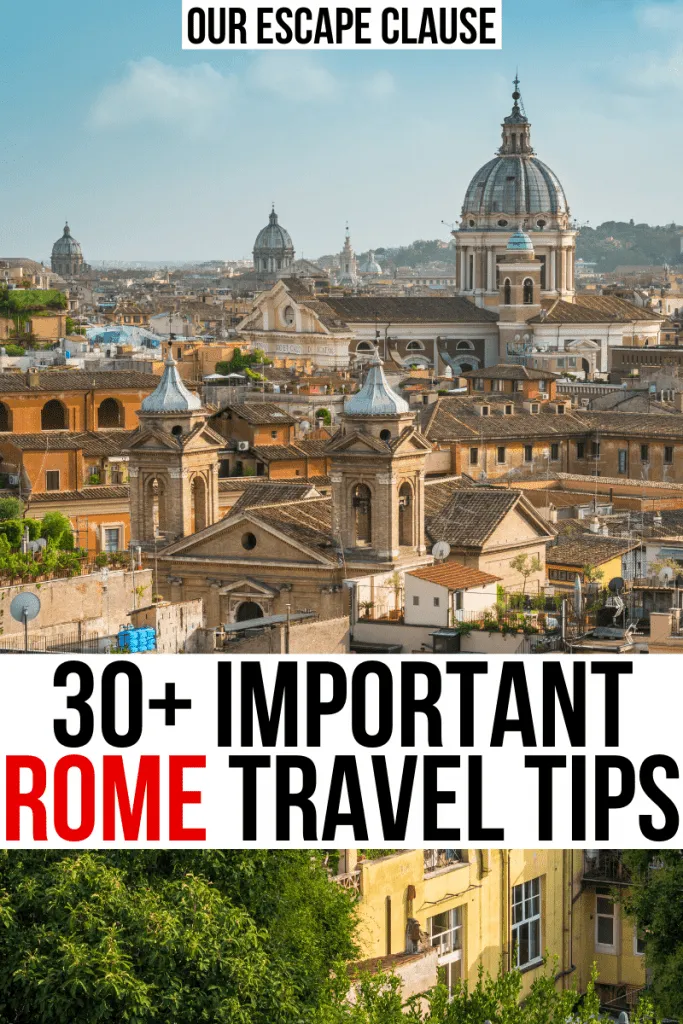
236, 440, 250, 451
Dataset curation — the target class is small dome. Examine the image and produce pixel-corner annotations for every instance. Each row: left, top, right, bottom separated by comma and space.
345, 349, 410, 417
507, 228, 534, 251
360, 250, 382, 275
141, 355, 202, 413
254, 206, 294, 253
52, 222, 82, 257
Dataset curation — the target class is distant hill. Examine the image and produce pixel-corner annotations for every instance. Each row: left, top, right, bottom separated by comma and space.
316, 224, 683, 275
575, 221, 682, 272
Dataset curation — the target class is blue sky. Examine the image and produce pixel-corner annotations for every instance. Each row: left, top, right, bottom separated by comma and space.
1, 0, 682, 261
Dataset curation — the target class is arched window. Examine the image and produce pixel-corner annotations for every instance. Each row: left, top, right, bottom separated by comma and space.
523, 279, 534, 304
380, 429, 391, 442
357, 342, 374, 352
398, 482, 414, 546
406, 341, 424, 351
191, 475, 207, 533
0, 403, 11, 432
97, 397, 122, 428
456, 340, 474, 351
503, 279, 512, 306
171, 425, 183, 437
144, 475, 167, 540
236, 601, 263, 622
352, 483, 372, 546
41, 399, 66, 430
283, 305, 295, 326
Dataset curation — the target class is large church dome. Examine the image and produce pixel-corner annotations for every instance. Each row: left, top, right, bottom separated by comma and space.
461, 80, 569, 230
52, 222, 82, 257
254, 206, 293, 253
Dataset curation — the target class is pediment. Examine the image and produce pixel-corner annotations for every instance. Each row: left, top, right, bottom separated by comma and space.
181, 424, 225, 452
390, 428, 433, 455
219, 578, 279, 596
326, 431, 387, 454
160, 512, 335, 566
126, 428, 181, 452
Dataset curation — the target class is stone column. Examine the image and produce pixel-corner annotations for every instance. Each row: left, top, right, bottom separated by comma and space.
549, 250, 557, 292
560, 249, 567, 294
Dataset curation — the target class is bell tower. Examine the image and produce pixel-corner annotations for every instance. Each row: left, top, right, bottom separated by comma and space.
327, 350, 431, 564
126, 355, 224, 546
497, 228, 543, 361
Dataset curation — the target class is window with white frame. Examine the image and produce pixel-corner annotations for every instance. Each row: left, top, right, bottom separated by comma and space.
511, 877, 542, 968
428, 906, 464, 997
595, 889, 618, 954
104, 527, 121, 553
634, 924, 645, 956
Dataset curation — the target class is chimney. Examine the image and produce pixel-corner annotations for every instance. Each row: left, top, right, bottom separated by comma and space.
27, 367, 40, 388
589, 516, 600, 534
674, 391, 683, 413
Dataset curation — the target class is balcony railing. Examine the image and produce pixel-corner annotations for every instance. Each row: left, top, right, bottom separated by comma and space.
424, 849, 465, 874
583, 850, 631, 885
332, 870, 361, 895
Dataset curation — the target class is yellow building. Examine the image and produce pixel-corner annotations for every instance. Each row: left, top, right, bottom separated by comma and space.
338, 848, 644, 1011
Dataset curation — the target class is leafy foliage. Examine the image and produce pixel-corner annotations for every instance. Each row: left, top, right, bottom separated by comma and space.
623, 851, 683, 1016
0, 850, 358, 1024
215, 347, 273, 376
575, 220, 682, 272
0, 497, 23, 521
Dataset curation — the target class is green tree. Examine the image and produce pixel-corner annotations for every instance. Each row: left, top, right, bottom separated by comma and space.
509, 553, 542, 595
581, 563, 604, 584
39, 511, 73, 549
0, 497, 22, 521
315, 407, 332, 425
623, 851, 683, 1016
0, 850, 357, 1024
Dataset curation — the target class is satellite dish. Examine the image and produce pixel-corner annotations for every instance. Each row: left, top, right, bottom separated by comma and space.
432, 541, 451, 561
10, 592, 40, 623
608, 577, 625, 594
659, 566, 675, 583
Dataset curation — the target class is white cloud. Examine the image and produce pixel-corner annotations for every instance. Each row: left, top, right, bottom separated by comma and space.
89, 57, 236, 134
636, 0, 683, 30
245, 53, 337, 101
364, 70, 395, 100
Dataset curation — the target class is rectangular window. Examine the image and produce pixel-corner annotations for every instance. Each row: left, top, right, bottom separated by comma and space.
433, 597, 440, 608
635, 926, 646, 956
505, 405, 513, 415
412, 596, 419, 606
429, 906, 464, 998
469, 447, 479, 466
665, 446, 674, 465
595, 891, 617, 954
45, 470, 60, 491
641, 444, 649, 463
618, 449, 627, 474
497, 446, 506, 464
104, 528, 120, 553
512, 877, 542, 969
550, 443, 559, 461
515, 380, 524, 392
454, 591, 463, 611
591, 441, 600, 458
524, 445, 533, 463
474, 378, 484, 391
576, 442, 585, 459
271, 430, 278, 439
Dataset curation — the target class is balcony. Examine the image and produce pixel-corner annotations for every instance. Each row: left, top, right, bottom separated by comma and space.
332, 869, 362, 895
424, 849, 465, 875
582, 850, 631, 885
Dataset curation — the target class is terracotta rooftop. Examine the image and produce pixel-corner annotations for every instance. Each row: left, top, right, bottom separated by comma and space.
0, 370, 160, 392
230, 482, 322, 513
407, 562, 501, 589
547, 533, 638, 567
527, 295, 664, 324
424, 483, 554, 548
215, 402, 296, 426
0, 430, 136, 453
461, 364, 560, 381
319, 295, 499, 324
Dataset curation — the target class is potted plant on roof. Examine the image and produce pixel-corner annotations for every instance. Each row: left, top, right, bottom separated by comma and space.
359, 600, 375, 619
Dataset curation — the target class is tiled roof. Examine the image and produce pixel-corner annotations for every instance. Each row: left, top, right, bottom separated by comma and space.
547, 533, 638, 567
216, 402, 296, 425
425, 486, 527, 547
320, 296, 499, 324
248, 497, 336, 551
461, 364, 560, 381
527, 295, 664, 324
230, 482, 322, 513
0, 430, 136, 453
420, 396, 586, 441
575, 411, 683, 437
29, 485, 130, 502
0, 370, 160, 392
407, 562, 501, 589
250, 442, 330, 462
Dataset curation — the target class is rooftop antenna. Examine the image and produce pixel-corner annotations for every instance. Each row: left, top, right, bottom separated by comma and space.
513, 71, 527, 118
